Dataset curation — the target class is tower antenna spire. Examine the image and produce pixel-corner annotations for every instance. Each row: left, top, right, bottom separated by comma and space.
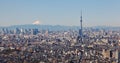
81, 11, 82, 20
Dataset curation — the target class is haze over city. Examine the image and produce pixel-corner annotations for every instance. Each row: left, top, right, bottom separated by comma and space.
0, 0, 120, 26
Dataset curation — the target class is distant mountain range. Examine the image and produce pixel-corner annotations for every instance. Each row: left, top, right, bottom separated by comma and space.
0, 24, 79, 31
0, 24, 120, 31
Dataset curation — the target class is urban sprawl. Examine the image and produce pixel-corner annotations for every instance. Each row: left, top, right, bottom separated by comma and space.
0, 27, 120, 63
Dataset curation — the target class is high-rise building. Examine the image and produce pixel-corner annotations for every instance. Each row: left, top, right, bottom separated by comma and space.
32, 29, 39, 35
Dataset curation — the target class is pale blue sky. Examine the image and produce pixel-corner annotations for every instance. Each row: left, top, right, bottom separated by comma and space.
0, 0, 120, 26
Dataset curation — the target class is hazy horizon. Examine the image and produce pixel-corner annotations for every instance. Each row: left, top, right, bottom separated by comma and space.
0, 0, 120, 27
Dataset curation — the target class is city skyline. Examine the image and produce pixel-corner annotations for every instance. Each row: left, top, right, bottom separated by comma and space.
0, 0, 120, 27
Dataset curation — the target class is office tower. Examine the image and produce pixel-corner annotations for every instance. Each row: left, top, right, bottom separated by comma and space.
32, 29, 39, 35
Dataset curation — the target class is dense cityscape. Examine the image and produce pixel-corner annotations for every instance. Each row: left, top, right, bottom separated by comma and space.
0, 20, 120, 63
